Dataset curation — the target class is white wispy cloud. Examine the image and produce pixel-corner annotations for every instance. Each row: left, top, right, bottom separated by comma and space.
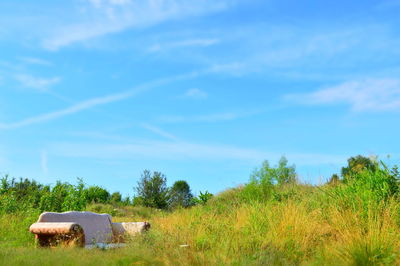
159, 110, 263, 123
183, 88, 208, 99
0, 70, 203, 130
148, 38, 219, 52
43, 0, 233, 50
88, 0, 132, 8
207, 62, 246, 75
180, 24, 400, 79
14, 74, 61, 92
285, 78, 400, 111
140, 123, 179, 141
0, 88, 144, 130
18, 57, 52, 66
48, 138, 347, 166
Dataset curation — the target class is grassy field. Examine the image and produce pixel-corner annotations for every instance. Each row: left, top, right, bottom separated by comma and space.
1, 181, 400, 265
1, 157, 400, 265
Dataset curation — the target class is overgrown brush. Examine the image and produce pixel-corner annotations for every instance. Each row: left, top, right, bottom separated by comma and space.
1, 155, 400, 265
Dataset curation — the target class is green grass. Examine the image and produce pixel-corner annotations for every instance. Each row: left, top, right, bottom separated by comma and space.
2, 176, 400, 265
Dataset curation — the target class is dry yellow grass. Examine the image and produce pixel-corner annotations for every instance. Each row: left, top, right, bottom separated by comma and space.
1, 184, 400, 265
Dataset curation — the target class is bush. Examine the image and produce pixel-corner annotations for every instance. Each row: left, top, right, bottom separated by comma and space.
38, 180, 87, 212
343, 161, 397, 201
341, 155, 378, 182
240, 156, 297, 203
192, 191, 213, 205
62, 179, 87, 211
111, 192, 122, 204
84, 186, 111, 204
0, 176, 44, 210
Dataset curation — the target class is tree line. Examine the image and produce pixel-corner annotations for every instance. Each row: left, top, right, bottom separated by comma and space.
2, 155, 396, 215
0, 170, 212, 214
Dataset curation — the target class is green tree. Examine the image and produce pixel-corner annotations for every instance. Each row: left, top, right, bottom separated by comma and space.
275, 157, 297, 185
62, 179, 87, 211
135, 170, 169, 209
0, 176, 44, 208
39, 179, 87, 212
132, 196, 143, 206
122, 196, 131, 205
39, 181, 71, 212
341, 155, 378, 182
84, 186, 110, 204
169, 180, 193, 208
250, 156, 297, 186
110, 192, 122, 203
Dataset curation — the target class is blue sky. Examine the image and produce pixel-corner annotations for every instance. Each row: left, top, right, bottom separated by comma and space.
1, 0, 400, 197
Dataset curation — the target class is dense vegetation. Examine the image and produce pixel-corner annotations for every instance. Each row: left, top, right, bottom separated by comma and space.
0, 170, 208, 215
1, 155, 400, 265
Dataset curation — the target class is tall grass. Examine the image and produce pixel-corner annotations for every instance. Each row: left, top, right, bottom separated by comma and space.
1, 162, 400, 265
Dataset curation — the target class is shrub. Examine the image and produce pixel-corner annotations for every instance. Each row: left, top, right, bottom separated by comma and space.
84, 186, 111, 204
111, 192, 122, 204
192, 191, 213, 205
325, 161, 400, 223
240, 156, 297, 202
328, 174, 340, 185
61, 179, 87, 211
0, 176, 44, 210
341, 155, 378, 182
